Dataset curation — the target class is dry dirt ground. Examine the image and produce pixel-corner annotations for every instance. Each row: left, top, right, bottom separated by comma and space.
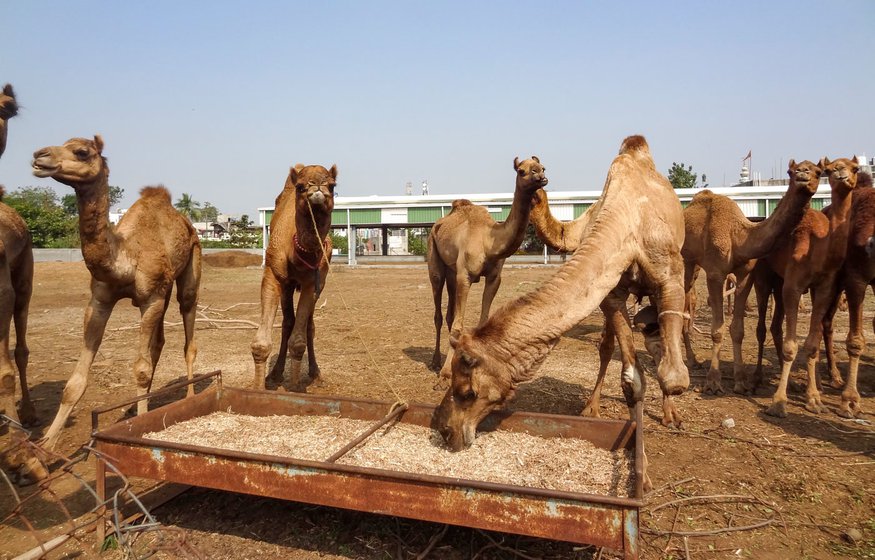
1, 256, 874, 559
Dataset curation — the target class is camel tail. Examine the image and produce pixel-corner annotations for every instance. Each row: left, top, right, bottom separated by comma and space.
619, 135, 651, 157
139, 185, 172, 204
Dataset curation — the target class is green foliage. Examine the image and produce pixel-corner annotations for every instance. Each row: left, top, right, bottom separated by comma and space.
5, 187, 78, 247
228, 214, 262, 248
330, 231, 349, 253
667, 162, 698, 190
200, 202, 219, 222
407, 229, 428, 256
174, 193, 201, 220
62, 185, 124, 216
520, 224, 544, 253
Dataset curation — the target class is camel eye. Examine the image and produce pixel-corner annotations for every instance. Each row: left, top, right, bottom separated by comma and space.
74, 149, 89, 160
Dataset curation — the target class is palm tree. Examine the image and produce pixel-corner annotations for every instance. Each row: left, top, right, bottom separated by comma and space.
174, 193, 201, 221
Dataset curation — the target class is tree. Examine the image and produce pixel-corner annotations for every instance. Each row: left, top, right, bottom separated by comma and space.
229, 214, 262, 248
200, 202, 219, 222
5, 186, 78, 247
174, 193, 201, 220
667, 162, 698, 190
62, 185, 124, 215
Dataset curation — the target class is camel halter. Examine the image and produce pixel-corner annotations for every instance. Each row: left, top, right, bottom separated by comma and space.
304, 197, 408, 411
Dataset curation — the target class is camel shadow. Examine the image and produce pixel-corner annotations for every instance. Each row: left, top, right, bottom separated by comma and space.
560, 322, 603, 343
18, 380, 70, 436
507, 376, 589, 416
756, 406, 874, 458
402, 345, 434, 369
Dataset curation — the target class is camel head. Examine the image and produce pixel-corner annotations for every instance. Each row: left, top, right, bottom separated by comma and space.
434, 331, 516, 451
31, 135, 107, 188
786, 159, 822, 196
820, 156, 860, 195
289, 163, 337, 215
513, 156, 548, 193
0, 84, 18, 159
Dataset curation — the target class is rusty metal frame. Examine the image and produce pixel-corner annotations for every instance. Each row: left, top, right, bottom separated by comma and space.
92, 371, 643, 558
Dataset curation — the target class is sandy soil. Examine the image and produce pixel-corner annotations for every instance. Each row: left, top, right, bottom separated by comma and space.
1, 258, 873, 559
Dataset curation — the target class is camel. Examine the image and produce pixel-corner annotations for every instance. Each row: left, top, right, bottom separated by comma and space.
0, 84, 17, 158
435, 135, 689, 452
818, 172, 873, 418
32, 135, 202, 450
251, 163, 336, 390
681, 160, 821, 395
428, 156, 547, 380
752, 157, 858, 418
528, 188, 683, 427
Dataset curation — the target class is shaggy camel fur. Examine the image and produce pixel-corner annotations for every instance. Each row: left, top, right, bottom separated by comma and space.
0, 85, 17, 159
681, 160, 821, 395
819, 172, 873, 418
528, 188, 683, 427
435, 135, 688, 452
428, 157, 547, 380
251, 164, 336, 390
32, 136, 202, 449
753, 157, 858, 418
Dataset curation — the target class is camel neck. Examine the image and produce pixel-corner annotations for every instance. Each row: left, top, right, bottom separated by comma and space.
295, 204, 330, 253
739, 183, 813, 261
826, 183, 854, 264
479, 214, 634, 385
74, 169, 118, 278
493, 185, 534, 258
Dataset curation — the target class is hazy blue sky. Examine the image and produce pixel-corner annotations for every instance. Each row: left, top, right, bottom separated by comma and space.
2, 1, 873, 218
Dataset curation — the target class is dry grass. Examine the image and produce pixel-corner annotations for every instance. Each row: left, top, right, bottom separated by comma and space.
144, 412, 633, 497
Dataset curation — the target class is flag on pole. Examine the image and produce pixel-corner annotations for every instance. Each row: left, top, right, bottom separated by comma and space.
743, 150, 752, 162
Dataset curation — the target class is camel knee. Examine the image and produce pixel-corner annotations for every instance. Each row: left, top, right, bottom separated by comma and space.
251, 339, 272, 364
1, 370, 14, 394
13, 343, 28, 365
781, 340, 798, 361
710, 330, 723, 346
289, 338, 307, 361
133, 357, 152, 389
847, 333, 865, 358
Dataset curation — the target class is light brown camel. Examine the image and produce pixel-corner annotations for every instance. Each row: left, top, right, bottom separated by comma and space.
0, 84, 17, 159
681, 160, 821, 395
528, 188, 683, 427
251, 163, 336, 390
752, 157, 858, 418
32, 135, 202, 450
428, 157, 547, 380
817, 172, 873, 418
435, 135, 689, 452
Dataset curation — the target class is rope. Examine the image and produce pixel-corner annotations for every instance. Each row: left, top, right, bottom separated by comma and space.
304, 197, 408, 409
658, 309, 691, 321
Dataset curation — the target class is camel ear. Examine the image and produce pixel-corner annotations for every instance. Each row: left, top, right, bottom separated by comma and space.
2, 84, 13, 97
787, 159, 795, 171
289, 164, 303, 184
93, 135, 104, 155
819, 157, 830, 169
513, 157, 520, 171
531, 156, 540, 163
329, 164, 338, 179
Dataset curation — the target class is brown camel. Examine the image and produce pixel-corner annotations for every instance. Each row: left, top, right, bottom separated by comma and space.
32, 135, 202, 449
0, 84, 17, 158
753, 157, 858, 418
528, 188, 683, 427
251, 163, 336, 390
681, 160, 821, 395
818, 172, 873, 418
435, 135, 689, 452
428, 157, 547, 380
0, 84, 45, 482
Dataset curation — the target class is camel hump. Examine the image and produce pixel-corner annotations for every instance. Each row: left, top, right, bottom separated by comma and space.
139, 185, 172, 204
451, 199, 473, 210
619, 135, 651, 157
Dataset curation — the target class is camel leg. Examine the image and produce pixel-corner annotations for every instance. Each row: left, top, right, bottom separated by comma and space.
821, 288, 844, 390
439, 269, 471, 379
145, 291, 172, 395
133, 295, 170, 415
839, 280, 867, 418
287, 285, 318, 389
654, 268, 690, 400
176, 245, 200, 397
766, 281, 802, 418
42, 294, 116, 450
12, 253, 34, 426
682, 263, 700, 368
799, 285, 832, 414
729, 269, 755, 394
0, 255, 19, 425
251, 270, 282, 390
428, 251, 446, 371
582, 313, 616, 418
703, 273, 727, 395
478, 262, 503, 326
306, 314, 320, 382
269, 282, 296, 383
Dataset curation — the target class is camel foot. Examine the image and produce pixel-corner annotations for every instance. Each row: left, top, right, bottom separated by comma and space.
804, 396, 826, 414
642, 471, 653, 493
16, 455, 49, 486
17, 403, 38, 428
309, 374, 325, 388
829, 376, 845, 390
429, 356, 442, 372
702, 381, 725, 396
660, 417, 683, 430
765, 401, 788, 418
581, 404, 600, 418
266, 369, 285, 384
732, 382, 748, 395
432, 375, 450, 391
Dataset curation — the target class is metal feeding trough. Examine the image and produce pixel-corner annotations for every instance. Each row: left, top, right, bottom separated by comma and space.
91, 371, 644, 558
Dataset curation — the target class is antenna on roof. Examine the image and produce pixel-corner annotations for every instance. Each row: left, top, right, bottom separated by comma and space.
421, 180, 429, 195
405, 181, 412, 196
